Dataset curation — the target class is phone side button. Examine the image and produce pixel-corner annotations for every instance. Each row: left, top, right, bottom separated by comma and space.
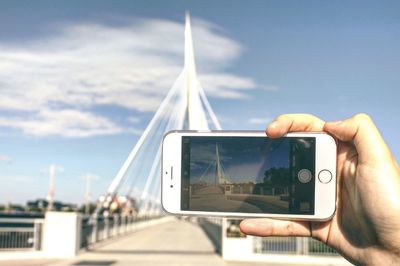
318, 170, 332, 184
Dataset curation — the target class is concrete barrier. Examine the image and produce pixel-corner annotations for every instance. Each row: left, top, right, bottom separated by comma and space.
198, 218, 222, 253
42, 212, 81, 258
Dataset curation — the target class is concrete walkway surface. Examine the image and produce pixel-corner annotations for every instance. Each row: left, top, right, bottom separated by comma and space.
0, 218, 350, 266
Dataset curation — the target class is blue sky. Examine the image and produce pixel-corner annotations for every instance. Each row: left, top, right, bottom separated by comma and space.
0, 0, 399, 204
189, 137, 291, 184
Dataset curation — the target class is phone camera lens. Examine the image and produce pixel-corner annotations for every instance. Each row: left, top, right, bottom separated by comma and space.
170, 185, 173, 188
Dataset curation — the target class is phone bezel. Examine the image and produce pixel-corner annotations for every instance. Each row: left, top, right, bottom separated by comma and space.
161, 130, 337, 221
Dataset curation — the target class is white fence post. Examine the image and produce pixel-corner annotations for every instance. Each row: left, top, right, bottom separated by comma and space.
104, 217, 109, 239
33, 220, 42, 251
113, 215, 119, 236
42, 212, 81, 258
302, 237, 309, 255
91, 215, 98, 244
296, 237, 303, 255
122, 215, 127, 234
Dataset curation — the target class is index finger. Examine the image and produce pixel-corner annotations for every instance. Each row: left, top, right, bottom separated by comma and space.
240, 218, 311, 237
267, 114, 326, 138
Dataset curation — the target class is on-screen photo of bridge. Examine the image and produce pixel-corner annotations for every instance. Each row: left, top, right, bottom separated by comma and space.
181, 136, 315, 214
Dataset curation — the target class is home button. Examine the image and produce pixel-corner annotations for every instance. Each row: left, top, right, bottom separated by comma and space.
318, 170, 332, 184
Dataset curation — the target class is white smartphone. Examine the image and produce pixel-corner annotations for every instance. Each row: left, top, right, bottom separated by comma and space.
161, 131, 337, 221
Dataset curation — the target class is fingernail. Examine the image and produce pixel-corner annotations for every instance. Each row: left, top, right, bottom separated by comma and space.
241, 219, 256, 228
269, 121, 279, 128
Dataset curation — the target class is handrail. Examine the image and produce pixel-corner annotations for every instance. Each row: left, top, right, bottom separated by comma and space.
0, 218, 44, 224
0, 218, 43, 251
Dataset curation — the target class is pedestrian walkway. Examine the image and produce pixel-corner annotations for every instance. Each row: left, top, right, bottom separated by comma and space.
55, 218, 267, 266
0, 217, 348, 266
54, 217, 295, 266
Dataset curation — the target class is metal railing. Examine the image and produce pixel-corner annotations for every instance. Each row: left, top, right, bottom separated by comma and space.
254, 236, 338, 256
308, 238, 338, 255
0, 218, 43, 251
80, 214, 161, 249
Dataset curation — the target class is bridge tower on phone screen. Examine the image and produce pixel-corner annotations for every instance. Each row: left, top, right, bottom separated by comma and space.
198, 143, 228, 186
94, 13, 222, 216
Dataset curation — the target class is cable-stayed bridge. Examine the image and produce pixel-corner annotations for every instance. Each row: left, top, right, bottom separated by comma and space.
95, 13, 221, 218
0, 14, 349, 266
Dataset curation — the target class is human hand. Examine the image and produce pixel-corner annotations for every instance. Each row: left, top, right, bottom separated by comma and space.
240, 114, 400, 265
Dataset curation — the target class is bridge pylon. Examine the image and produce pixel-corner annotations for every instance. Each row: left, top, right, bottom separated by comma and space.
93, 13, 222, 218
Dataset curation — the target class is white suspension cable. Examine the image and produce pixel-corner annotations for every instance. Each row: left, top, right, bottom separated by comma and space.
198, 82, 222, 130
106, 75, 182, 195
138, 80, 185, 203
123, 80, 183, 198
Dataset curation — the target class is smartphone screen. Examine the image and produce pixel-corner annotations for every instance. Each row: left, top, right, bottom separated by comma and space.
181, 136, 316, 215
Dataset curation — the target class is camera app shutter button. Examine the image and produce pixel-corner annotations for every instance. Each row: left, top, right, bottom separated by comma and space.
298, 169, 312, 183
318, 170, 332, 184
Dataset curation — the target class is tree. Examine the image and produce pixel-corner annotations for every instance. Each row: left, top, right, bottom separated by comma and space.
263, 167, 290, 190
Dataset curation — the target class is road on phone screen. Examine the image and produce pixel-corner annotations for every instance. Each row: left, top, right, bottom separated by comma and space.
190, 186, 289, 214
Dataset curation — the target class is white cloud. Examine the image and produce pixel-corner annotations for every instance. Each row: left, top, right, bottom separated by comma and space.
127, 116, 140, 124
0, 109, 138, 137
0, 17, 265, 137
199, 73, 258, 99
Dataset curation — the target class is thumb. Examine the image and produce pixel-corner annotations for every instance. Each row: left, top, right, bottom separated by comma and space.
324, 113, 392, 164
